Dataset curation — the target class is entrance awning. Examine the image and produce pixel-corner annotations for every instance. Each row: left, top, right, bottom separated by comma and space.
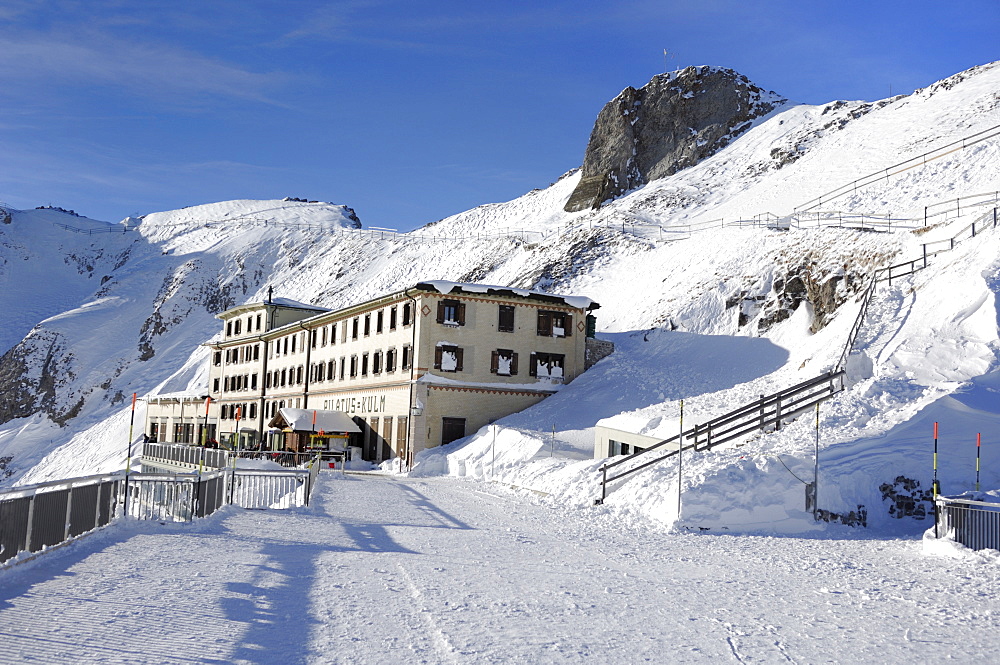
268, 408, 362, 434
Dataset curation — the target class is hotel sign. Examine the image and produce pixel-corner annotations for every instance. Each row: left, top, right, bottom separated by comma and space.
327, 394, 387, 415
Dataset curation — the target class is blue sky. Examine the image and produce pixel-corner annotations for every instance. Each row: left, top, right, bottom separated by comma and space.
1, 1, 996, 229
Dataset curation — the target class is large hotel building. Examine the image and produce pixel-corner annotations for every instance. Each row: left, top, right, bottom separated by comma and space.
145, 281, 608, 465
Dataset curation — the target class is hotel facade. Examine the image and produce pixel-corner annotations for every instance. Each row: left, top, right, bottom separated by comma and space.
145, 281, 607, 465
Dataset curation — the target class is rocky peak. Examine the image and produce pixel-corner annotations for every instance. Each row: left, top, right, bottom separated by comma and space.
564, 66, 787, 212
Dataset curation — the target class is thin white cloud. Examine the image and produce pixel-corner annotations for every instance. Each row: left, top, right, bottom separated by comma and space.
0, 31, 294, 107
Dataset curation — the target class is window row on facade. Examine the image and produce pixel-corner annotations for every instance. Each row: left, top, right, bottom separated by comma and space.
435, 299, 574, 338
433, 346, 566, 378
215, 344, 568, 395
226, 313, 264, 338
219, 402, 258, 421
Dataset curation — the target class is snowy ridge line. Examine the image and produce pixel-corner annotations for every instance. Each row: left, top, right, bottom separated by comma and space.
837, 205, 1000, 370
794, 122, 1000, 213
42, 191, 1000, 258
147, 216, 546, 243
596, 370, 846, 504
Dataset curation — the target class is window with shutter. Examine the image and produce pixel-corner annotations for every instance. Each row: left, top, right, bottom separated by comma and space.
530, 352, 565, 379
492, 349, 516, 376
438, 299, 463, 326
537, 311, 552, 336
435, 345, 462, 372
498, 305, 515, 332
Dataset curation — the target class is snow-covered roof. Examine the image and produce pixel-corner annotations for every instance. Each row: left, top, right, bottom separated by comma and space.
415, 280, 599, 311
269, 408, 361, 433
218, 298, 329, 319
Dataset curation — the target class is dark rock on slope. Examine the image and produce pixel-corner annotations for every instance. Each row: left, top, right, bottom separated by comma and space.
565, 66, 786, 211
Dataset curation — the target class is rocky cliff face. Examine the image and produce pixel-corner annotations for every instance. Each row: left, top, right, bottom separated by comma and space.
564, 66, 787, 212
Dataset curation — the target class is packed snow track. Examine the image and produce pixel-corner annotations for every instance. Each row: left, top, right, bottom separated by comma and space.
1, 473, 998, 664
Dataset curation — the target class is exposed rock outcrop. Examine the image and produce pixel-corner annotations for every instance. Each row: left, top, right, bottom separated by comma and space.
565, 66, 786, 212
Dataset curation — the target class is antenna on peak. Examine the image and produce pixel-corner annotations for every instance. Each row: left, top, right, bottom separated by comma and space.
662, 49, 676, 73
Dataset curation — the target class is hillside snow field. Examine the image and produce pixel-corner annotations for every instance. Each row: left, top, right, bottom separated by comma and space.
2, 62, 1000, 537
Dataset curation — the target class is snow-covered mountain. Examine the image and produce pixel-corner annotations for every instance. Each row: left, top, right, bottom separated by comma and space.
3, 62, 1000, 535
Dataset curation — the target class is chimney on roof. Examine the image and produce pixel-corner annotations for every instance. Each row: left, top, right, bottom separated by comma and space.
267, 286, 273, 304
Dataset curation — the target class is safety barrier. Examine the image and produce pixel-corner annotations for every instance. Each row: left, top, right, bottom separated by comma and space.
0, 454, 322, 566
142, 442, 229, 469
596, 370, 845, 503
227, 466, 317, 509
0, 474, 122, 565
794, 124, 1000, 212
935, 495, 1000, 551
837, 206, 999, 370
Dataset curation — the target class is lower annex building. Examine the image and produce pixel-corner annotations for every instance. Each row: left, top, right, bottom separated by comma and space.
145, 281, 608, 465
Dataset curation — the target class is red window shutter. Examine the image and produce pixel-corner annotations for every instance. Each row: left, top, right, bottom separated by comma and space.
455, 347, 464, 371
434, 346, 443, 369
436, 300, 446, 324
511, 352, 519, 376
491, 350, 499, 374
565, 314, 573, 336
457, 302, 466, 325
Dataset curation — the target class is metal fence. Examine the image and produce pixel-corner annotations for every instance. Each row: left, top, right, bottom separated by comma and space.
124, 471, 228, 521
596, 370, 845, 503
0, 474, 122, 564
142, 442, 229, 469
1, 455, 323, 566
936, 496, 1000, 551
228, 466, 316, 509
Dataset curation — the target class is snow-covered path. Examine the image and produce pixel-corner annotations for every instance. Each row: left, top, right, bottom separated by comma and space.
2, 473, 999, 664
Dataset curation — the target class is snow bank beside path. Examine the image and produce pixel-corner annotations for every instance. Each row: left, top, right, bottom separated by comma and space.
413, 220, 1000, 536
